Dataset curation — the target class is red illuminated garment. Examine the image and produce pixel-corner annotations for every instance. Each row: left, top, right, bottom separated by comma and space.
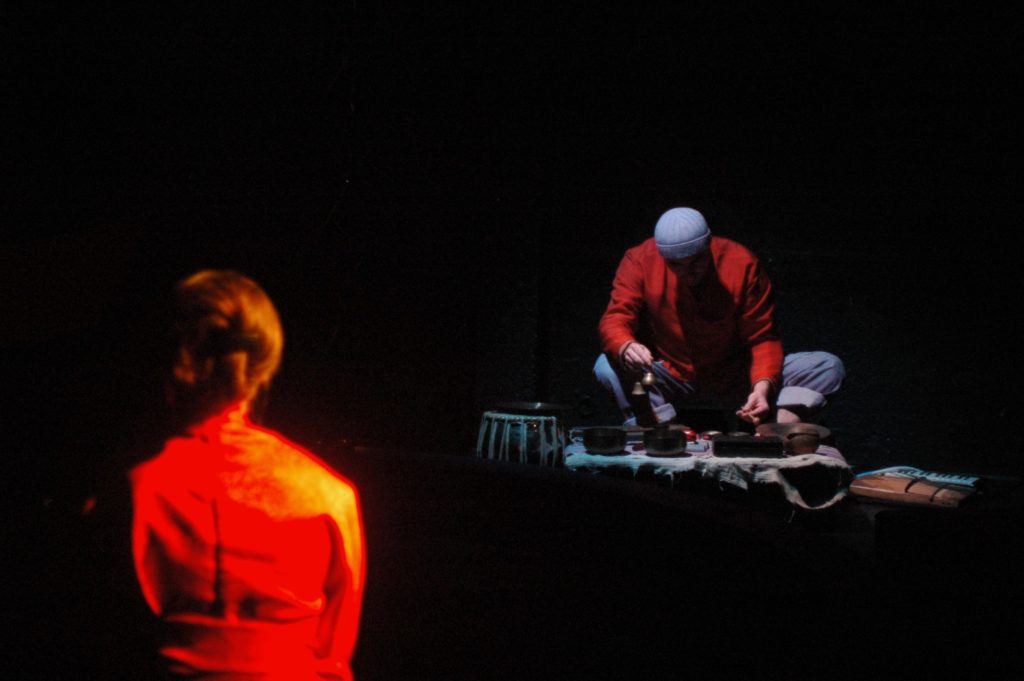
131, 404, 365, 680
599, 236, 783, 396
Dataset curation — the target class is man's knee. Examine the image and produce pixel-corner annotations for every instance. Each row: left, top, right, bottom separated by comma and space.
812, 352, 845, 395
783, 351, 845, 396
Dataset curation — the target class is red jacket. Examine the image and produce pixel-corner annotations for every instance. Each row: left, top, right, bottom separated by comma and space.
599, 236, 783, 397
131, 404, 365, 680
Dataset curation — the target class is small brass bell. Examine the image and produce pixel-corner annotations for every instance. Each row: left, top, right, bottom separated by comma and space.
632, 370, 656, 396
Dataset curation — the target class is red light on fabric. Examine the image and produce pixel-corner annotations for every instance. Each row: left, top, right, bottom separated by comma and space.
131, 403, 365, 680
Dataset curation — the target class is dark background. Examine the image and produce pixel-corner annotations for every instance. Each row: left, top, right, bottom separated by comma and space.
5, 2, 1019, 482
4, 2, 1022, 678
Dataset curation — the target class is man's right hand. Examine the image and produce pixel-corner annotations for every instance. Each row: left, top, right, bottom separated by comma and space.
619, 341, 653, 373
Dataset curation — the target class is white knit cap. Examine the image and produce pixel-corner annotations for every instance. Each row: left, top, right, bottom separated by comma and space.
654, 208, 711, 260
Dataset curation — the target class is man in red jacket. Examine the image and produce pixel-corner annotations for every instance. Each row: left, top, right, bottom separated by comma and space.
594, 207, 844, 428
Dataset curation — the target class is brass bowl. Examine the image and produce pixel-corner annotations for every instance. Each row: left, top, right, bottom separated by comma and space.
582, 427, 628, 455
755, 422, 830, 454
755, 422, 831, 440
643, 427, 687, 457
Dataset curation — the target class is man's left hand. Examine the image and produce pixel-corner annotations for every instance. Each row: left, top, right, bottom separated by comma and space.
736, 381, 772, 425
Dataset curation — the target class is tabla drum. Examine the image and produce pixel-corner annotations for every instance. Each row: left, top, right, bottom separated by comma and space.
475, 403, 569, 466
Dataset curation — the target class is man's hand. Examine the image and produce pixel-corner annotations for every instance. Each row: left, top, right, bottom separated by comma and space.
736, 380, 773, 425
619, 341, 653, 373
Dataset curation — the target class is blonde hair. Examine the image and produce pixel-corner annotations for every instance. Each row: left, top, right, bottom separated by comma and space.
170, 270, 284, 418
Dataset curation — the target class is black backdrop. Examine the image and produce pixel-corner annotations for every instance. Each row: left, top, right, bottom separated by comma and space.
5, 2, 1021, 498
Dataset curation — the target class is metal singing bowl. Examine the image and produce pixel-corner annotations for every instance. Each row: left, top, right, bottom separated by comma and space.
643, 427, 687, 457
582, 427, 628, 455
755, 422, 831, 440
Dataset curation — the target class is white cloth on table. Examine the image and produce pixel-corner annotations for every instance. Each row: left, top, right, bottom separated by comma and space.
564, 441, 851, 510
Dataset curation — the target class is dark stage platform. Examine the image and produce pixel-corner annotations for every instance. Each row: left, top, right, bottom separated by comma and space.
17, 447, 1021, 679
